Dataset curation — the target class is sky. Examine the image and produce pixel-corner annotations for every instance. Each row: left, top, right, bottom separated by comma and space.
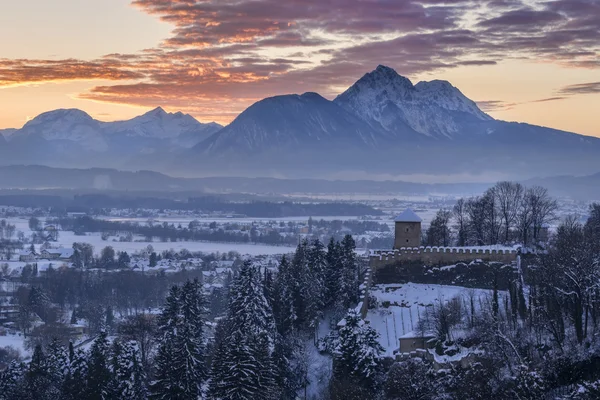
0, 0, 598, 136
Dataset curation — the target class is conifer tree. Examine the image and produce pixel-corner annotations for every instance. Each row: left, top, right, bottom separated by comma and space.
325, 237, 342, 308
177, 279, 208, 397
151, 281, 207, 399
273, 255, 297, 336
339, 235, 359, 309
46, 338, 68, 382
85, 331, 112, 400
62, 342, 88, 400
209, 261, 277, 400
0, 360, 26, 400
333, 310, 383, 390
23, 344, 56, 400
111, 340, 147, 400
305, 239, 327, 328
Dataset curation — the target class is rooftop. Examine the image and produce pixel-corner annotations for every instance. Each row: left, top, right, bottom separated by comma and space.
394, 208, 422, 223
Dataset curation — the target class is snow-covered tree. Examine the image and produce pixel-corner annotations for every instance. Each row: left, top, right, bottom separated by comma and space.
85, 331, 112, 400
111, 340, 147, 400
333, 309, 383, 391
0, 360, 26, 400
61, 342, 88, 400
151, 280, 208, 399
208, 261, 277, 400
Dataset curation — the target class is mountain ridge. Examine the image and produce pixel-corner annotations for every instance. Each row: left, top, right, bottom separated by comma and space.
1, 65, 599, 181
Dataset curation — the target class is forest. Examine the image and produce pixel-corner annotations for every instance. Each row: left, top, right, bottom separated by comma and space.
2, 201, 600, 399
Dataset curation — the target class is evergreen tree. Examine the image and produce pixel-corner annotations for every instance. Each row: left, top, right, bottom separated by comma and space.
111, 340, 147, 400
325, 237, 342, 308
151, 286, 184, 399
208, 261, 277, 400
305, 239, 327, 329
46, 339, 68, 390
0, 361, 26, 400
339, 235, 359, 309
273, 255, 297, 336
177, 279, 208, 397
62, 343, 88, 400
333, 310, 383, 390
151, 281, 207, 399
23, 345, 56, 400
85, 331, 112, 400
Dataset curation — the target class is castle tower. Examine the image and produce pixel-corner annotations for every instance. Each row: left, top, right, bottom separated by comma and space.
394, 209, 422, 249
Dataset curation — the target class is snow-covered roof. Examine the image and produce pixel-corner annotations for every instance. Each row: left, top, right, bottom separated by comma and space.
394, 208, 422, 223
43, 248, 74, 258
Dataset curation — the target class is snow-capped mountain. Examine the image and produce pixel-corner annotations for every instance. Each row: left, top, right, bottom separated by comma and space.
334, 65, 492, 139
17, 109, 108, 151
197, 92, 379, 155
0, 107, 222, 168
181, 65, 600, 179
104, 107, 222, 148
2, 64, 599, 180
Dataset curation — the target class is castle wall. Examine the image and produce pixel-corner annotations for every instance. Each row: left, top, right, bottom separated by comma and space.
370, 247, 518, 270
394, 221, 421, 249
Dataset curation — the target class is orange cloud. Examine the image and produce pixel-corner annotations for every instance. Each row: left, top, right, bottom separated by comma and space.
0, 0, 597, 124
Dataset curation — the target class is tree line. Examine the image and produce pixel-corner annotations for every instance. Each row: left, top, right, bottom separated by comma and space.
425, 182, 558, 247
1, 235, 385, 399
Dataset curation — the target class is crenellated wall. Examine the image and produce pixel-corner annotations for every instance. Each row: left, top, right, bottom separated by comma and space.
370, 246, 518, 270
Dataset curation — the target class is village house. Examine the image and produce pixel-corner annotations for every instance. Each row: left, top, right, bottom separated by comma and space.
18, 249, 36, 262
39, 247, 74, 261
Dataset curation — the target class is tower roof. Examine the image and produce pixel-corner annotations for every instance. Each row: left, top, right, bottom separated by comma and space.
394, 208, 422, 223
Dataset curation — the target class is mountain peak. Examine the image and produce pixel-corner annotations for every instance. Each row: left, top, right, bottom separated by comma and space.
146, 106, 167, 117
364, 65, 414, 89
25, 108, 94, 127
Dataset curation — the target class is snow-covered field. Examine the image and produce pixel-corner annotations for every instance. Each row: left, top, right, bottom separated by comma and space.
58, 231, 296, 256
0, 332, 28, 356
2, 217, 297, 256
366, 283, 501, 356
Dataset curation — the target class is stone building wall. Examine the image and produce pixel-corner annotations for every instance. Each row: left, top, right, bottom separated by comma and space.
370, 247, 518, 270
394, 221, 421, 249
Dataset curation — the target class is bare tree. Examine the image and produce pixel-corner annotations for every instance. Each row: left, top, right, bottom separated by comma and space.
527, 186, 558, 244
494, 181, 524, 244
453, 198, 469, 246
426, 209, 452, 247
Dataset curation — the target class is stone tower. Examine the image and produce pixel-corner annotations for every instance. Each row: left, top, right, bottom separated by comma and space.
394, 209, 422, 249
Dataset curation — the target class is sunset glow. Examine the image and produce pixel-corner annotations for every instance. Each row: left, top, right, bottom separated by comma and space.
1, 0, 598, 135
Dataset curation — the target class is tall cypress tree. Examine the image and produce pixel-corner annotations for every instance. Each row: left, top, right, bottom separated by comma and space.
305, 239, 327, 329
339, 235, 359, 309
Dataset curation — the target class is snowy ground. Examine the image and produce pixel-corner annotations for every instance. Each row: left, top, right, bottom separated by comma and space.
366, 283, 503, 356
0, 332, 28, 357
58, 231, 296, 256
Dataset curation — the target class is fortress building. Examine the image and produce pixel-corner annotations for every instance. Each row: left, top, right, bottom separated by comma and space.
394, 209, 422, 249
371, 209, 518, 270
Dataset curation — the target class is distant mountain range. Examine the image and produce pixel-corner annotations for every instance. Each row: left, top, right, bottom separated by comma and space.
2, 65, 599, 180
0, 107, 221, 170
